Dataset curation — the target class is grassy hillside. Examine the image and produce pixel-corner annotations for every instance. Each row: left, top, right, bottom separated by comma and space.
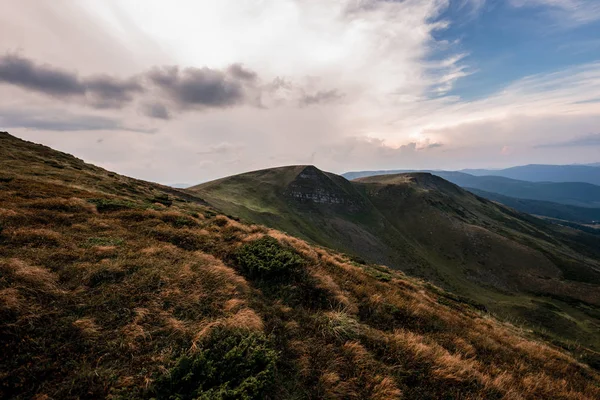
192, 168, 600, 355
3, 132, 600, 399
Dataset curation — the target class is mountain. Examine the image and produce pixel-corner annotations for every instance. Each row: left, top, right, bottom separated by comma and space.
460, 164, 600, 185
466, 188, 600, 225
432, 172, 600, 208
6, 132, 600, 397
343, 169, 600, 208
191, 166, 600, 355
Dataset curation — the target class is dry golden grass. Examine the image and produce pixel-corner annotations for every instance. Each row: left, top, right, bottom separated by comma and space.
2, 131, 600, 399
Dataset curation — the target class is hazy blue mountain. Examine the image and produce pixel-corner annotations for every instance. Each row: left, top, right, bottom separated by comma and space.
460, 164, 600, 185
466, 188, 600, 224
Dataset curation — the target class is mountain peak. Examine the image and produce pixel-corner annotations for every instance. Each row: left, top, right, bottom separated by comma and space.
284, 165, 365, 212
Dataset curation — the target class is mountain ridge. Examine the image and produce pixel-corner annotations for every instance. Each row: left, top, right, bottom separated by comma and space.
191, 166, 600, 353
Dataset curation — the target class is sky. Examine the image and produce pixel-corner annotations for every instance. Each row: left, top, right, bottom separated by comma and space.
1, 0, 600, 184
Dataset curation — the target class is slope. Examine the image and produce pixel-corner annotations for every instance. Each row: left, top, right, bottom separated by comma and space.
6, 132, 600, 398
343, 169, 600, 208
194, 165, 421, 270
192, 168, 600, 353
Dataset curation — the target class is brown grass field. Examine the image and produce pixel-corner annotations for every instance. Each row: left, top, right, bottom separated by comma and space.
1, 131, 600, 399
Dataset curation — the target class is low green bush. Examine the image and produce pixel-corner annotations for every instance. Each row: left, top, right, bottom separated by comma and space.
154, 328, 278, 400
235, 236, 306, 278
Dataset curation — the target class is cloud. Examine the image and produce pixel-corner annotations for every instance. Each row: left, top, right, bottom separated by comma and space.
84, 75, 143, 108
0, 53, 84, 96
146, 65, 254, 109
0, 108, 154, 133
536, 133, 600, 147
227, 64, 258, 82
0, 53, 143, 108
141, 102, 170, 120
299, 90, 344, 107
510, 0, 600, 25
0, 53, 267, 112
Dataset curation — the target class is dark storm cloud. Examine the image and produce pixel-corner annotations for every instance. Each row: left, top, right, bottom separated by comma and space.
0, 53, 332, 117
299, 89, 344, 106
0, 109, 155, 133
147, 66, 249, 108
0, 53, 85, 96
536, 133, 600, 148
0, 53, 144, 108
85, 75, 144, 108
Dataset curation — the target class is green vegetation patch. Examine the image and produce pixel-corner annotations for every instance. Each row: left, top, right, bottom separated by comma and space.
154, 328, 278, 400
89, 198, 139, 212
235, 236, 306, 279
362, 264, 393, 282
150, 193, 173, 207
160, 214, 199, 228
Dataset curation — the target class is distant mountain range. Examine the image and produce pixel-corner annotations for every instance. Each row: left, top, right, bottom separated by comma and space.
466, 188, 600, 225
344, 170, 600, 207
459, 164, 600, 185
343, 167, 600, 224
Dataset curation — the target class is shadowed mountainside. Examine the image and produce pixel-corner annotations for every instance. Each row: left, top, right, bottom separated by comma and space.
343, 169, 600, 208
466, 188, 600, 224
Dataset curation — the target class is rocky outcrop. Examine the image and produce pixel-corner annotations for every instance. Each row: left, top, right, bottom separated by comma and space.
284, 166, 365, 212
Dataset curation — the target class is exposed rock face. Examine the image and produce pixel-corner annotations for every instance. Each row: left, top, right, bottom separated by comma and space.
284, 166, 365, 212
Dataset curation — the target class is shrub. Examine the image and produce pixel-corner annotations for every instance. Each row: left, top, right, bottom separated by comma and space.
235, 236, 306, 278
160, 213, 198, 228
154, 328, 278, 400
